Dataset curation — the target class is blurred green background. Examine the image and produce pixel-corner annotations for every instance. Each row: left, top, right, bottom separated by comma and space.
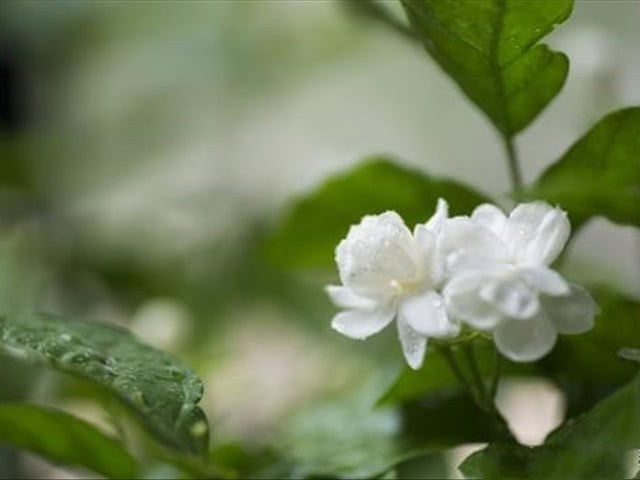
0, 1, 639, 477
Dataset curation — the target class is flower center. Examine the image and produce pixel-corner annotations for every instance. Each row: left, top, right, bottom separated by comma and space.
389, 278, 425, 297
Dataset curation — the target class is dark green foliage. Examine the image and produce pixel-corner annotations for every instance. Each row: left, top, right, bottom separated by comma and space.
400, 0, 572, 136
459, 375, 640, 479
535, 107, 640, 228
0, 404, 137, 479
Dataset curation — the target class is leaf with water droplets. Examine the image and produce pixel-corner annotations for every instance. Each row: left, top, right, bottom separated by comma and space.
0, 313, 209, 455
398, 0, 573, 137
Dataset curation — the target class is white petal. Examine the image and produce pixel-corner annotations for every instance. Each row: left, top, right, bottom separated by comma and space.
396, 318, 428, 370
525, 209, 570, 266
471, 203, 508, 238
399, 291, 459, 338
325, 285, 378, 310
443, 272, 502, 330
505, 202, 553, 252
494, 314, 558, 362
542, 284, 597, 334
446, 250, 508, 276
519, 266, 570, 296
336, 211, 418, 298
413, 225, 441, 285
331, 303, 395, 340
414, 199, 448, 285
442, 217, 508, 268
506, 202, 570, 265
423, 198, 449, 234
480, 276, 539, 319
413, 223, 435, 253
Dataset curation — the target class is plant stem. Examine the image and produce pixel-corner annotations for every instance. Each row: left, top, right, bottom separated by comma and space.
437, 345, 486, 410
464, 342, 495, 412
489, 344, 502, 405
463, 342, 487, 404
503, 135, 523, 196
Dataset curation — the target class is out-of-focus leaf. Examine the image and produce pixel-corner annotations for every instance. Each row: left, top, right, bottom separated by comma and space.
400, 0, 572, 136
534, 107, 640, 228
0, 446, 20, 479
0, 403, 137, 479
267, 157, 491, 269
398, 390, 507, 447
459, 374, 640, 479
278, 379, 502, 479
208, 443, 288, 480
393, 452, 448, 480
377, 348, 462, 407
279, 382, 414, 480
0, 229, 45, 313
0, 313, 209, 455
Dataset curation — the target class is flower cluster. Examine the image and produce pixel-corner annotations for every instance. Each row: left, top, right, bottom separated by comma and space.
326, 200, 597, 369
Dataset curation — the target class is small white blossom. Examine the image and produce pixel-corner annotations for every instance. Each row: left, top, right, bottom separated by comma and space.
327, 200, 459, 369
442, 201, 597, 362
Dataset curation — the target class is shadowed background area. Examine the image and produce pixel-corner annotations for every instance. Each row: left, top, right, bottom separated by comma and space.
0, 1, 639, 478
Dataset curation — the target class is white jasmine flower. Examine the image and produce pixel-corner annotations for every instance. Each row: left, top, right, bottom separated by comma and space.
442, 201, 597, 362
327, 201, 459, 369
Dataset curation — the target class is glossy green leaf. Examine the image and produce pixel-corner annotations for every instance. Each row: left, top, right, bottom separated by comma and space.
534, 107, 640, 228
459, 374, 640, 479
267, 157, 491, 269
0, 313, 209, 455
0, 403, 137, 479
400, 0, 572, 136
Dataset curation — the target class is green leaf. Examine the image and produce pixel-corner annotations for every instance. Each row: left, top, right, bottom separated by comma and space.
393, 452, 448, 480
278, 378, 501, 479
0, 403, 137, 479
0, 313, 209, 455
534, 107, 640, 228
279, 381, 415, 479
459, 375, 640, 479
267, 157, 491, 269
400, 0, 572, 136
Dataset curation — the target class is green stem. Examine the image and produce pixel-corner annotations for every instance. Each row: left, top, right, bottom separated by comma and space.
503, 135, 523, 197
489, 344, 502, 406
463, 343, 487, 403
437, 345, 486, 410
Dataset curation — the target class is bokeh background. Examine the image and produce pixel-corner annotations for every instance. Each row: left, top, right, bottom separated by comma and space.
1, 1, 639, 478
